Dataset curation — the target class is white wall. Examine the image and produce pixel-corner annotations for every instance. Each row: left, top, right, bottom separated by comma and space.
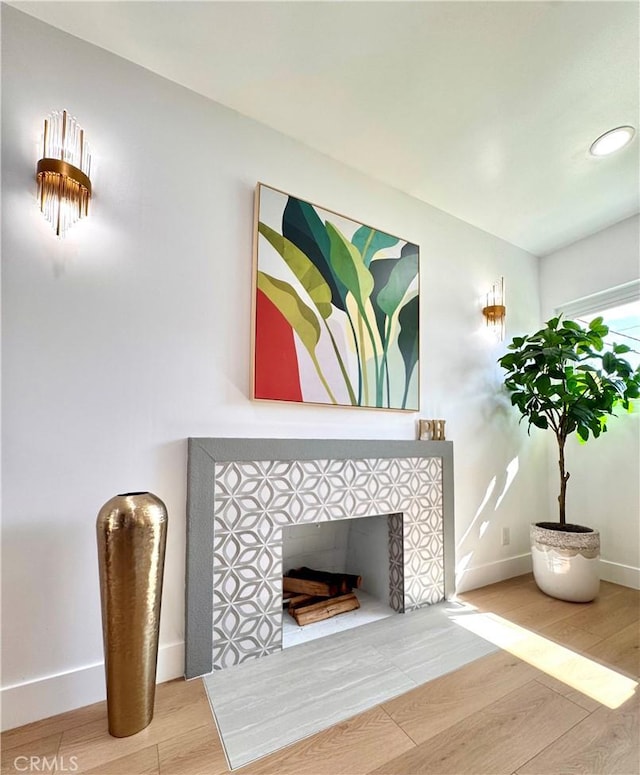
540, 215, 639, 312
1, 7, 545, 729
540, 216, 640, 588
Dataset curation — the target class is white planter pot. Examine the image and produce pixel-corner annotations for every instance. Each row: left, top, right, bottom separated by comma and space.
530, 523, 600, 603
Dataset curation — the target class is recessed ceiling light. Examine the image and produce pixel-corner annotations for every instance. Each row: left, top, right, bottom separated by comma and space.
589, 126, 635, 157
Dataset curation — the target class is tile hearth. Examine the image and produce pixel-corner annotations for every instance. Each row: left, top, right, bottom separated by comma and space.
205, 599, 497, 769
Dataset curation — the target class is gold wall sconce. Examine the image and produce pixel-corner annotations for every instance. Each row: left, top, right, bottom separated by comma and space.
36, 110, 92, 236
482, 277, 506, 340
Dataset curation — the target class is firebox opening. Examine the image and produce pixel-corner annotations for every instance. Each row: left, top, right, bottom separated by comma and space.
281, 514, 397, 648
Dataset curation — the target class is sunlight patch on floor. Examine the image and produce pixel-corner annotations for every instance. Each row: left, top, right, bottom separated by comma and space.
452, 610, 637, 709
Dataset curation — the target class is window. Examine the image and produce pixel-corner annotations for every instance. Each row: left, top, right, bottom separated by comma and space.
557, 281, 640, 369
577, 300, 640, 369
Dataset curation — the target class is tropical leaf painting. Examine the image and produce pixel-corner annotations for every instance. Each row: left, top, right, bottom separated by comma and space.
253, 184, 420, 410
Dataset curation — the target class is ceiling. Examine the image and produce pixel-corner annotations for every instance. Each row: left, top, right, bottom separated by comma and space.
11, 1, 640, 256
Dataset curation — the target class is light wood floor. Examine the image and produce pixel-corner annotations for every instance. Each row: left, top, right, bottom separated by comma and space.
2, 574, 638, 775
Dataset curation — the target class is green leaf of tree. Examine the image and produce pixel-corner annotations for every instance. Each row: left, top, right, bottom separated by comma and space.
258, 222, 333, 319
602, 350, 617, 374
626, 382, 640, 399
351, 226, 399, 267
531, 414, 549, 430
588, 316, 609, 337
535, 374, 551, 394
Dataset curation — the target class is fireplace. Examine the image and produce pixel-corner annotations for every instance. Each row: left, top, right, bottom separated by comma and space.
281, 515, 396, 647
186, 438, 454, 678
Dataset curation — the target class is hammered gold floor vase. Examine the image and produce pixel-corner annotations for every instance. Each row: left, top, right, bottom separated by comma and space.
97, 492, 168, 737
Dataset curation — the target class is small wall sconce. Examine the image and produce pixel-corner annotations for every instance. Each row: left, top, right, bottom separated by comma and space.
482, 277, 506, 340
36, 110, 92, 237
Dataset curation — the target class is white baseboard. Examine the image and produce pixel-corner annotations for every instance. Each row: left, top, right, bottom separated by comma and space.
454, 553, 533, 595
600, 559, 640, 590
0, 641, 184, 732
453, 554, 638, 595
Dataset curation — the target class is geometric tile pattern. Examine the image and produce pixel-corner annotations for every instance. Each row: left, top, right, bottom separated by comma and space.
212, 456, 443, 669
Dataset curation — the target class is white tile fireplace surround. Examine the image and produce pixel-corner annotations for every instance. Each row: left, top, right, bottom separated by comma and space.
185, 438, 454, 679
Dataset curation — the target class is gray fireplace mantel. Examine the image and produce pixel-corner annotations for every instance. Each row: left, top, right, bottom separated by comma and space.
185, 438, 454, 678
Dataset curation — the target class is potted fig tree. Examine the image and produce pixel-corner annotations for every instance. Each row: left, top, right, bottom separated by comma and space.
499, 315, 640, 602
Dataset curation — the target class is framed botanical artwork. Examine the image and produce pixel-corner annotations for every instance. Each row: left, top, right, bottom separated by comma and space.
252, 183, 420, 410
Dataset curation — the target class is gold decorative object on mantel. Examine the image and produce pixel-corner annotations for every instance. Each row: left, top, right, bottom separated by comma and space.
36, 109, 92, 236
419, 419, 446, 440
96, 492, 168, 737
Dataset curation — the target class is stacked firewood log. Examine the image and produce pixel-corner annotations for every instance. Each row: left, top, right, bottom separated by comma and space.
283, 566, 362, 625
